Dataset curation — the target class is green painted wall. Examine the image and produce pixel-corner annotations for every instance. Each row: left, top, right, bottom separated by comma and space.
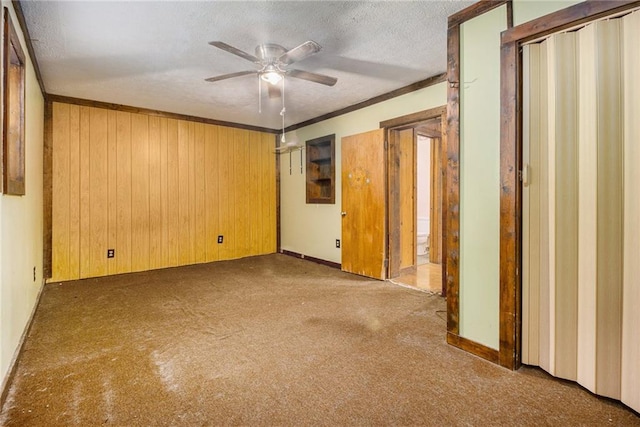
457, 1, 584, 350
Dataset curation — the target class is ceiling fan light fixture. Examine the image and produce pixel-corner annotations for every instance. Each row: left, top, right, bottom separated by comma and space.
260, 70, 282, 85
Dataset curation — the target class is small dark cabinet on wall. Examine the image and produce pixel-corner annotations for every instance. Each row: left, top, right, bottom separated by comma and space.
306, 134, 335, 204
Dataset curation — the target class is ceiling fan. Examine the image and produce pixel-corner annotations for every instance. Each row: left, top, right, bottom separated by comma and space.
205, 40, 338, 97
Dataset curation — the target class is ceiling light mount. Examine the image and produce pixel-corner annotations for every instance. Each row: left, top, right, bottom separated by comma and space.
260, 64, 283, 85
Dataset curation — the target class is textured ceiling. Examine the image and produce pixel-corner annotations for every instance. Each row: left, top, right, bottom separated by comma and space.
21, 1, 475, 130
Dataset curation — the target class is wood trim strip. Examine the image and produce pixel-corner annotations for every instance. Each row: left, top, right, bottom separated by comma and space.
445, 23, 461, 336
286, 73, 446, 132
280, 250, 341, 269
447, 332, 501, 364
11, 1, 46, 95
501, 0, 640, 45
379, 105, 446, 129
43, 100, 53, 279
45, 94, 280, 134
499, 40, 520, 370
448, 0, 509, 27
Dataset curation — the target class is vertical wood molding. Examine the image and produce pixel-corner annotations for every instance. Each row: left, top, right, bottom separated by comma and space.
43, 100, 53, 279
445, 22, 461, 336
499, 38, 519, 370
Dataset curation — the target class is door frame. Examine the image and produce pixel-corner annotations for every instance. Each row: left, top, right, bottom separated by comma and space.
380, 105, 447, 292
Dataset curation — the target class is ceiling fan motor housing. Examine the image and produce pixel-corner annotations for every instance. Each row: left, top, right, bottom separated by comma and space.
255, 44, 287, 63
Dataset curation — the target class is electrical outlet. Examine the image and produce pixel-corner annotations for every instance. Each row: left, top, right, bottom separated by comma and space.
336, 239, 340, 248
107, 249, 115, 258
218, 235, 224, 244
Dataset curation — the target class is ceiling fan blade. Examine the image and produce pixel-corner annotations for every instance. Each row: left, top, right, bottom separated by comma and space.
205, 71, 257, 83
278, 41, 322, 65
287, 69, 337, 86
209, 41, 259, 63
268, 83, 282, 99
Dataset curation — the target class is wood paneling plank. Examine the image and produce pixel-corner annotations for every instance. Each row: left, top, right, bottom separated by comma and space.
88, 107, 109, 277
217, 126, 232, 260
194, 123, 206, 263
131, 113, 150, 272
249, 131, 262, 255
159, 118, 169, 267
51, 103, 70, 281
107, 110, 118, 275
79, 106, 91, 278
166, 119, 180, 267
234, 129, 250, 258
68, 105, 81, 279
115, 111, 132, 274
204, 125, 219, 262
177, 120, 190, 265
188, 122, 196, 263
148, 116, 162, 270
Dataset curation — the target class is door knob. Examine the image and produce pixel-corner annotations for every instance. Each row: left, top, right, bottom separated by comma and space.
341, 211, 347, 217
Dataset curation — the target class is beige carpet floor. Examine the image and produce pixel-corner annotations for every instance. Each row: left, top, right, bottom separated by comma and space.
1, 254, 638, 426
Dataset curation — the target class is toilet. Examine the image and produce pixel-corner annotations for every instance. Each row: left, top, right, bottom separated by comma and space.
417, 217, 430, 256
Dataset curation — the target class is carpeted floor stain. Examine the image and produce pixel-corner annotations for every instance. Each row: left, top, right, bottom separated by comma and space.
1, 254, 638, 426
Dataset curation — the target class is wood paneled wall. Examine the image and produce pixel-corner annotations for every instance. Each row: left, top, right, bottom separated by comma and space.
51, 102, 276, 282
522, 12, 639, 408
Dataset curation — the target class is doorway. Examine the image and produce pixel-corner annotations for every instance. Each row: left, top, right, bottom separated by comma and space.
381, 106, 446, 294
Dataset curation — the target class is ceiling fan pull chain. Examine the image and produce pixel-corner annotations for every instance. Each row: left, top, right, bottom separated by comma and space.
258, 76, 262, 113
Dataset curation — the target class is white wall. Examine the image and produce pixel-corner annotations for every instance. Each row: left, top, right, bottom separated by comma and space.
416, 135, 430, 223
0, 2, 45, 385
280, 83, 446, 263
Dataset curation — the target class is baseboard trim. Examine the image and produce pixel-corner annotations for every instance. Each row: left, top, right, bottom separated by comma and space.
0, 280, 46, 409
280, 250, 341, 270
447, 332, 500, 364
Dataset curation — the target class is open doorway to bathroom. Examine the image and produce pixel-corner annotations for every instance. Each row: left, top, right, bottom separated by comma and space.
382, 106, 446, 294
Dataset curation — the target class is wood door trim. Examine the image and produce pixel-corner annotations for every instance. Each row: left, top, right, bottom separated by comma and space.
499, 0, 640, 370
383, 107, 446, 281
380, 106, 446, 129
446, 0, 514, 365
447, 332, 500, 364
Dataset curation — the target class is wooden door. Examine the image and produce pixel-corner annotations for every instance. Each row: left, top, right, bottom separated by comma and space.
430, 136, 443, 264
341, 129, 386, 279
